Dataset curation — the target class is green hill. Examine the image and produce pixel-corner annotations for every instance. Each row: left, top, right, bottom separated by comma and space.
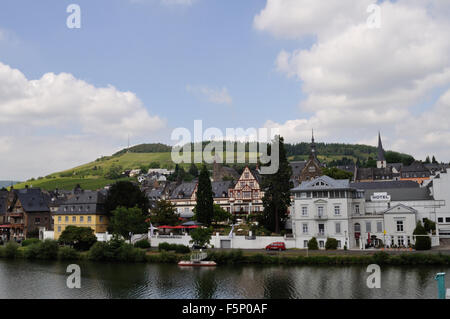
12, 142, 414, 191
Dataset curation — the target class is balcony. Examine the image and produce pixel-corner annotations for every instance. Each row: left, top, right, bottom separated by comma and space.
314, 214, 328, 220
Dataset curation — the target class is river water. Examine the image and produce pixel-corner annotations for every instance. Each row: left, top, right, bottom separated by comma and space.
0, 259, 446, 299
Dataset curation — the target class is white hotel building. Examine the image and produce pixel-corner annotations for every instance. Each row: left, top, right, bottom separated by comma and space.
290, 176, 445, 249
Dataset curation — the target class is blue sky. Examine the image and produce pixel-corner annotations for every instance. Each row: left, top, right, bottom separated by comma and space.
1, 0, 450, 180
0, 0, 307, 135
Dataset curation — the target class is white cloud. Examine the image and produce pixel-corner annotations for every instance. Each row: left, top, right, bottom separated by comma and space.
186, 85, 233, 105
256, 0, 450, 160
0, 61, 167, 180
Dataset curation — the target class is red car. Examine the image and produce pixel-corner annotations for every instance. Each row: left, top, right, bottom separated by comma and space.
265, 242, 286, 251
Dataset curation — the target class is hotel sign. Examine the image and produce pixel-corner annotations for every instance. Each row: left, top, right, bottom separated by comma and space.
371, 192, 391, 202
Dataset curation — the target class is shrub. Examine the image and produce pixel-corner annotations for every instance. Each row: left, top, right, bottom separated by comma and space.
59, 246, 80, 260
174, 244, 190, 254
372, 251, 390, 264
158, 242, 172, 251
22, 238, 40, 247
58, 226, 97, 251
308, 237, 319, 250
413, 221, 431, 250
325, 238, 338, 250
37, 240, 59, 259
5, 241, 19, 258
24, 243, 41, 260
134, 239, 151, 249
88, 242, 108, 261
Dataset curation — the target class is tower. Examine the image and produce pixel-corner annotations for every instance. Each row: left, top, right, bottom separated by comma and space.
377, 132, 387, 169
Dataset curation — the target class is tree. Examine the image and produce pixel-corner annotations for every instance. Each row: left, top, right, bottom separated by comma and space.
151, 200, 180, 226
423, 218, 436, 234
432, 156, 438, 164
105, 164, 123, 179
189, 164, 199, 177
425, 156, 431, 164
109, 206, 149, 241
259, 136, 293, 233
308, 237, 319, 250
104, 181, 149, 215
325, 238, 338, 250
413, 221, 431, 250
212, 204, 232, 224
189, 227, 212, 249
58, 226, 97, 251
322, 167, 353, 180
194, 165, 214, 226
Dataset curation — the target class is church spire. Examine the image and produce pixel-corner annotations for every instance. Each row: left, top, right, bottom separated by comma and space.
310, 129, 317, 160
377, 131, 386, 168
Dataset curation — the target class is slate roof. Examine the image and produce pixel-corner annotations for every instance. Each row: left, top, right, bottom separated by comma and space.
290, 161, 307, 177
350, 180, 419, 190
211, 181, 233, 198
364, 187, 432, 201
170, 182, 197, 199
292, 176, 350, 191
0, 190, 8, 215
14, 188, 50, 212
55, 189, 106, 215
401, 161, 429, 173
355, 167, 393, 181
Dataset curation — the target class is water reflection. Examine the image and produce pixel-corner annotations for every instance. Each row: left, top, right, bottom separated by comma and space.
0, 259, 446, 299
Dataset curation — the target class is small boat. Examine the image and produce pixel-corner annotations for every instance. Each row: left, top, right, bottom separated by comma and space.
178, 260, 217, 267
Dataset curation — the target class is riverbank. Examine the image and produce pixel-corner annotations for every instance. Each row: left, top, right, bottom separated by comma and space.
3, 240, 450, 265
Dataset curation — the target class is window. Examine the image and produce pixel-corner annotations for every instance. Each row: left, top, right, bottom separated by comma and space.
65, 216, 69, 222
319, 241, 324, 248
354, 223, 361, 232
377, 221, 383, 233
366, 222, 371, 233
88, 216, 92, 223
72, 216, 76, 222
244, 173, 249, 179
302, 223, 308, 234
334, 206, 340, 215
80, 216, 84, 223
446, 218, 450, 223
300, 192, 307, 198
355, 205, 360, 214
337, 240, 341, 248
317, 206, 324, 216
99, 216, 103, 222
57, 226, 61, 232
438, 217, 443, 223
304, 240, 308, 248
58, 216, 61, 222
396, 220, 404, 232
35, 217, 40, 224
302, 207, 308, 216
335, 222, 341, 234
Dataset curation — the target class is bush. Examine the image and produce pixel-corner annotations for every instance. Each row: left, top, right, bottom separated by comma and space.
134, 239, 151, 249
22, 238, 40, 247
37, 240, 59, 259
88, 242, 108, 261
325, 238, 338, 250
88, 237, 146, 262
58, 226, 97, 251
24, 243, 41, 260
415, 236, 431, 250
308, 237, 319, 250
174, 244, 190, 254
5, 241, 19, 258
59, 246, 80, 260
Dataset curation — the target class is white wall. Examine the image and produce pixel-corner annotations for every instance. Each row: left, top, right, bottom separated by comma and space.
149, 233, 296, 249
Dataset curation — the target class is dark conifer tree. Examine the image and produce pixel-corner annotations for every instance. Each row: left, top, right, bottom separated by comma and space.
194, 165, 214, 226
259, 136, 293, 234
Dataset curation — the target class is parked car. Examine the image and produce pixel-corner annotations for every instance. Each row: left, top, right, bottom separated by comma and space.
265, 242, 286, 251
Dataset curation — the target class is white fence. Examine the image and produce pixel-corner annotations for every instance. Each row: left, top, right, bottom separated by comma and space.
149, 232, 297, 249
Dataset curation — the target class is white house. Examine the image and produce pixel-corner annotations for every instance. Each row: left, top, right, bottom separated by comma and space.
291, 176, 444, 249
290, 176, 365, 249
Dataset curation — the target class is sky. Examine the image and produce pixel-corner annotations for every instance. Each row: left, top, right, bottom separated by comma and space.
0, 0, 450, 180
